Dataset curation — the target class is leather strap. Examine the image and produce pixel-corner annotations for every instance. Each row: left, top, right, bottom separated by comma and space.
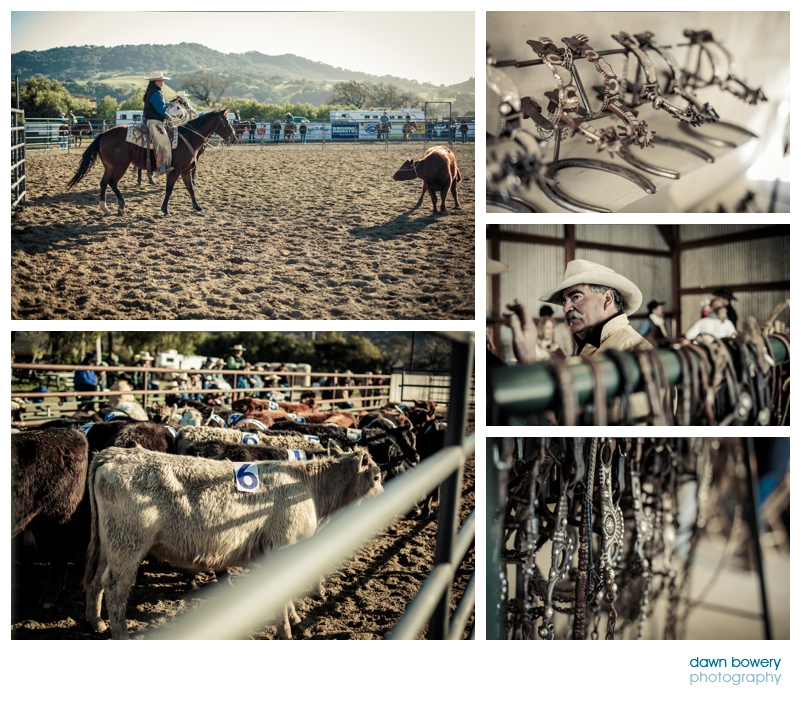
581, 355, 608, 426
550, 356, 579, 426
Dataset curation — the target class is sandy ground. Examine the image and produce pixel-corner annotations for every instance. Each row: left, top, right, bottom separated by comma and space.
10, 451, 475, 640
11, 142, 475, 320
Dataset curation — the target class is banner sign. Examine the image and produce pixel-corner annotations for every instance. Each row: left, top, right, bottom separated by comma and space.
331, 123, 358, 140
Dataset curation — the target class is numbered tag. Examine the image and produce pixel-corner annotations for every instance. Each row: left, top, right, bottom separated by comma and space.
286, 449, 307, 461
269, 401, 279, 411
288, 413, 298, 420
244, 418, 268, 431
80, 422, 95, 436
346, 428, 362, 442
241, 432, 260, 446
165, 426, 177, 438
229, 413, 243, 426
232, 462, 260, 492
210, 413, 227, 427
296, 417, 306, 424
104, 411, 125, 422
303, 435, 320, 444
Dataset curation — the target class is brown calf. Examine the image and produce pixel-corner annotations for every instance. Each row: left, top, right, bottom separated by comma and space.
392, 146, 462, 214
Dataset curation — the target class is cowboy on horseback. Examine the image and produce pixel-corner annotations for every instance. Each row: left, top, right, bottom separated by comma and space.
142, 71, 174, 174
378, 110, 390, 140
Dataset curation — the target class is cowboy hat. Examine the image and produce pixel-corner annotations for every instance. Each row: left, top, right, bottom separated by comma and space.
712, 287, 738, 301
147, 71, 170, 81
229, 344, 247, 352
487, 257, 510, 275
539, 259, 643, 315
138, 351, 155, 361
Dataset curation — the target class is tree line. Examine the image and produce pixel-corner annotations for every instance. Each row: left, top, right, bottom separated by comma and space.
14, 332, 452, 374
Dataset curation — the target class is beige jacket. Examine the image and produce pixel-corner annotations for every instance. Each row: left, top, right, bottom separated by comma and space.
578, 313, 653, 357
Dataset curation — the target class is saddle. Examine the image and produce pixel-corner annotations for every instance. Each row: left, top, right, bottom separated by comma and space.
126, 122, 180, 179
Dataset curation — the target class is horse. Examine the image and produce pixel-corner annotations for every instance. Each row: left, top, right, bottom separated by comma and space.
402, 121, 417, 142
70, 122, 92, 147
377, 121, 391, 141
66, 108, 236, 218
283, 121, 296, 143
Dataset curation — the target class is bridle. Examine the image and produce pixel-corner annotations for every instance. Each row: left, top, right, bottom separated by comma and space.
395, 161, 419, 176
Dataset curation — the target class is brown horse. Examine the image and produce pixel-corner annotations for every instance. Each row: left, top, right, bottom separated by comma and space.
283, 121, 296, 143
66, 108, 235, 217
402, 121, 417, 142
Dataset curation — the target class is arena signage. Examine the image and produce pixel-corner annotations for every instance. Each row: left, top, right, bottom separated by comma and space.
331, 123, 358, 140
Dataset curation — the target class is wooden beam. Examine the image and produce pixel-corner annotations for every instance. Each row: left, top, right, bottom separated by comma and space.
495, 232, 569, 247
679, 281, 790, 296
679, 225, 788, 250
671, 225, 681, 337
574, 240, 672, 257
490, 236, 502, 352
565, 224, 576, 264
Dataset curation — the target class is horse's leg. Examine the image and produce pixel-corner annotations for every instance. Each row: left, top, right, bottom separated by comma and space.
99, 163, 114, 214
108, 166, 127, 216
181, 169, 204, 213
161, 170, 180, 217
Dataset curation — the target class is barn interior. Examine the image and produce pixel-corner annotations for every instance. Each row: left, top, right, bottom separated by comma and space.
487, 437, 790, 640
486, 11, 790, 213
486, 223, 789, 426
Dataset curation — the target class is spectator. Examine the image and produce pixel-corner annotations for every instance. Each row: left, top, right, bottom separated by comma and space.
299, 121, 308, 144
188, 371, 204, 402
74, 353, 98, 410
272, 119, 282, 143
449, 118, 457, 140
226, 344, 247, 369
132, 351, 158, 392
59, 122, 69, 149
459, 119, 469, 143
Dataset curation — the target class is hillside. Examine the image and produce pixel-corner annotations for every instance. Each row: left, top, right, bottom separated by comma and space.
11, 43, 474, 108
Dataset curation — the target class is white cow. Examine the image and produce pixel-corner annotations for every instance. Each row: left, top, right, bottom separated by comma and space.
84, 444, 382, 639
175, 425, 322, 455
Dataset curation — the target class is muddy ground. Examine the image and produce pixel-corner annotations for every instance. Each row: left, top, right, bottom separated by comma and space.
11, 142, 475, 320
10, 452, 474, 640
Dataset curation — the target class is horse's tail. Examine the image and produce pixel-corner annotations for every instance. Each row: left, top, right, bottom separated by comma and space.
65, 135, 102, 190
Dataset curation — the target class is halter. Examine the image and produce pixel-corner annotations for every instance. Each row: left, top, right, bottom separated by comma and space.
396, 161, 419, 176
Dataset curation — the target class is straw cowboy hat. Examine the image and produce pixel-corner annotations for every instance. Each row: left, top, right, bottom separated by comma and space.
147, 71, 170, 81
230, 344, 247, 352
487, 257, 510, 275
138, 351, 155, 361
539, 259, 643, 315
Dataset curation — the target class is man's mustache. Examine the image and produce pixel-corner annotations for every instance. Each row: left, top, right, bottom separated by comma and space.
565, 310, 585, 322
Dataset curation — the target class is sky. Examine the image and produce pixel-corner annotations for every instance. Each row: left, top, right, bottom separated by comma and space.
10, 11, 475, 86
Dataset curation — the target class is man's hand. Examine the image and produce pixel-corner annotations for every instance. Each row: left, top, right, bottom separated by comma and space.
502, 298, 541, 364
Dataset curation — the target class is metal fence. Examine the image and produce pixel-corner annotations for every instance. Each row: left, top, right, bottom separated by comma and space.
390, 368, 476, 409
11, 108, 26, 208
150, 330, 476, 640
11, 364, 395, 427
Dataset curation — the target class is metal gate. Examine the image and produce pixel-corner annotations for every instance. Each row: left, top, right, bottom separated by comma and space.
11, 108, 26, 209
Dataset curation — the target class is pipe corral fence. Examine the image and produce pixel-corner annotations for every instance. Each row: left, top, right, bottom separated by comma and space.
12, 366, 401, 426
147, 330, 474, 639
11, 108, 26, 208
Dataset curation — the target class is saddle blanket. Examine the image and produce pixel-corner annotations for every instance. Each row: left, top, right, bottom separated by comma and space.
126, 124, 179, 149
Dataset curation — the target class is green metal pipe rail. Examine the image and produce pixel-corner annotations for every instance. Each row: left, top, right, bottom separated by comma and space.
490, 337, 788, 419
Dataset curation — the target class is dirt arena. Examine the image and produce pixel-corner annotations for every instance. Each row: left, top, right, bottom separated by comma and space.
11, 452, 474, 640
11, 142, 475, 320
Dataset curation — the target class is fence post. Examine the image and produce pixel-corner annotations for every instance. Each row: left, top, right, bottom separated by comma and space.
428, 333, 474, 639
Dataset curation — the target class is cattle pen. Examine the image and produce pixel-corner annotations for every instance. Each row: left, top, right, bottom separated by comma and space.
11, 332, 476, 640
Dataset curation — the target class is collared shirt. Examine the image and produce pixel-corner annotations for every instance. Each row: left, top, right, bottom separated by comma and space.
574, 312, 653, 357
574, 310, 624, 354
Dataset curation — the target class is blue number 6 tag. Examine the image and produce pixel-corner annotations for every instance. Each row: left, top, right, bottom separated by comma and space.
233, 463, 260, 492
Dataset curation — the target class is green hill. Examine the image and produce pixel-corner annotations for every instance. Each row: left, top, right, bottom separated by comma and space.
12, 42, 474, 108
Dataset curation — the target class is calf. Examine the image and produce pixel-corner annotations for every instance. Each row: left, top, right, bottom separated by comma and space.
175, 425, 317, 455
12, 427, 90, 608
83, 445, 382, 639
392, 146, 462, 214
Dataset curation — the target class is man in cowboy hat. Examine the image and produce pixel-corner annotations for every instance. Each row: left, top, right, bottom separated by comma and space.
711, 287, 738, 328
143, 70, 174, 174
504, 259, 652, 363
226, 344, 248, 370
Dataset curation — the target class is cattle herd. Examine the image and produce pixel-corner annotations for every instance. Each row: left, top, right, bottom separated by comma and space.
11, 396, 449, 639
